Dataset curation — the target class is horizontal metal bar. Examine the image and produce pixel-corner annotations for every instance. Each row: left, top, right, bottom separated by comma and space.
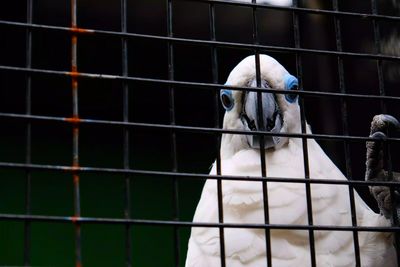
179, 0, 400, 22
0, 213, 398, 232
2, 65, 400, 102
1, 20, 400, 63
1, 161, 400, 187
2, 112, 400, 142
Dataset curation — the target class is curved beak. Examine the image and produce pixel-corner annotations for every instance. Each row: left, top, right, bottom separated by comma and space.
240, 80, 283, 149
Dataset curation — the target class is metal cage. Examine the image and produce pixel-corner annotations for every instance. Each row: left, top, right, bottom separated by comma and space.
1, 0, 400, 266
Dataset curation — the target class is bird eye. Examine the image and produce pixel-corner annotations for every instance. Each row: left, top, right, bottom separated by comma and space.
284, 74, 299, 103
220, 90, 234, 111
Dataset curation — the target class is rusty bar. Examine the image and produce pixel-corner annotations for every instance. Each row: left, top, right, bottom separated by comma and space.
70, 0, 82, 266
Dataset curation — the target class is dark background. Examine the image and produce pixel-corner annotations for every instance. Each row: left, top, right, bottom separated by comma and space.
1, 0, 400, 266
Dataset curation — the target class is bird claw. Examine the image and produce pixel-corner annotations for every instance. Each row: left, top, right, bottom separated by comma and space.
370, 131, 387, 140
366, 114, 400, 223
370, 114, 400, 136
370, 185, 392, 218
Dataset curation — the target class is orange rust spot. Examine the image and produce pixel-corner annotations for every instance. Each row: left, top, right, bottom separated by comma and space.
76, 263, 82, 267
72, 79, 78, 90
70, 70, 79, 87
71, 216, 79, 223
71, 66, 78, 73
71, 165, 79, 172
71, 35, 78, 45
65, 116, 81, 124
73, 174, 80, 184
71, 26, 92, 34
73, 127, 79, 136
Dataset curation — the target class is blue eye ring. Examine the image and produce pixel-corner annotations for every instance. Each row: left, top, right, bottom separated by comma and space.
284, 73, 299, 103
220, 89, 234, 111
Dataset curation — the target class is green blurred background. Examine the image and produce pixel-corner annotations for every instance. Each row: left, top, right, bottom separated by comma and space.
0, 125, 213, 266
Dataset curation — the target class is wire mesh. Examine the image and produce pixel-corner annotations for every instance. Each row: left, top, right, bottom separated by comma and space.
1, 0, 400, 266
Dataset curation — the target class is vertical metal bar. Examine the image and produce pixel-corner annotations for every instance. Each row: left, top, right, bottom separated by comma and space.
24, 0, 33, 265
370, 0, 387, 114
166, 1, 181, 266
251, 1, 272, 266
121, 0, 132, 266
71, 1, 82, 266
208, 4, 226, 267
332, 1, 361, 266
292, 1, 316, 266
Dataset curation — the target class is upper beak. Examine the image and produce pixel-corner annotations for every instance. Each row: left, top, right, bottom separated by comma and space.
244, 91, 279, 132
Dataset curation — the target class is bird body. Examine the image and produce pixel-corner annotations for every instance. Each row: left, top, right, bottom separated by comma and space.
187, 137, 396, 267
185, 55, 397, 267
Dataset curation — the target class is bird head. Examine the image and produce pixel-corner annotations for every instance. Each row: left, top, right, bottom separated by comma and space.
220, 54, 301, 158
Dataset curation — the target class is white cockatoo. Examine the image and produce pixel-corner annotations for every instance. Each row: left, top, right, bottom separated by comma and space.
185, 54, 397, 267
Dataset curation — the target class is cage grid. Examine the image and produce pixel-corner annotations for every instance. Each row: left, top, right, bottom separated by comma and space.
1, 0, 400, 266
